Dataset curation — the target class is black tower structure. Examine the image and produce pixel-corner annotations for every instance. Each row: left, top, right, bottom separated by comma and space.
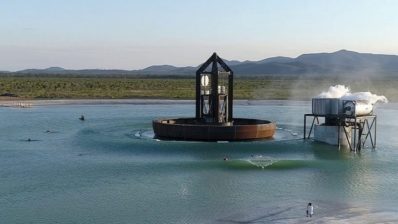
152, 52, 276, 141
195, 53, 233, 124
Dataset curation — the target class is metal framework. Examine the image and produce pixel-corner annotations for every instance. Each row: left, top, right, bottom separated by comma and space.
195, 53, 233, 123
304, 114, 377, 152
152, 52, 276, 141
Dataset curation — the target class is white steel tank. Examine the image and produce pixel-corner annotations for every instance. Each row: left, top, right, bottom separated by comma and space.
312, 98, 373, 117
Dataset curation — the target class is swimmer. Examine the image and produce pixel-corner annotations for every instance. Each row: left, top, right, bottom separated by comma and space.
79, 115, 85, 121
24, 138, 40, 142
307, 203, 314, 217
223, 156, 229, 161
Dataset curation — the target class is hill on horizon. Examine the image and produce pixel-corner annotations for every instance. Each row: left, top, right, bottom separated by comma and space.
9, 50, 398, 78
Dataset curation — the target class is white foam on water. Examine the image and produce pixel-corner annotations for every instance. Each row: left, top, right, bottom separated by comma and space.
248, 156, 276, 169
134, 131, 141, 138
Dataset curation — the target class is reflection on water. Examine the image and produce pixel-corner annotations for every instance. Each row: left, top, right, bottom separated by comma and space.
0, 102, 398, 223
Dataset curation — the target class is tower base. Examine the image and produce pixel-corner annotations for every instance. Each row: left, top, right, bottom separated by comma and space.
153, 118, 276, 141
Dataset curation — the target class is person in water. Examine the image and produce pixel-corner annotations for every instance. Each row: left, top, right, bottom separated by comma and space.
79, 115, 85, 121
306, 203, 314, 217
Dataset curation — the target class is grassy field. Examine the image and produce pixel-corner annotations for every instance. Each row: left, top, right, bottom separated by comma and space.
0, 76, 397, 101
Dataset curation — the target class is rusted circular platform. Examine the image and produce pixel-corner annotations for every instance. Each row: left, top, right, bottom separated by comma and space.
152, 118, 276, 141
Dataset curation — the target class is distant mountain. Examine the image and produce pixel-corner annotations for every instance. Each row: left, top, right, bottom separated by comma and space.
141, 65, 178, 73
9, 50, 398, 77
15, 65, 195, 76
256, 56, 295, 64
222, 59, 244, 66
17, 67, 136, 76
295, 49, 398, 75
19, 67, 66, 74
227, 50, 398, 76
140, 65, 196, 75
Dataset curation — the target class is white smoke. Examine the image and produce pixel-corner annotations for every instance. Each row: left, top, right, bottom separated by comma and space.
317, 85, 350, 98
316, 84, 388, 105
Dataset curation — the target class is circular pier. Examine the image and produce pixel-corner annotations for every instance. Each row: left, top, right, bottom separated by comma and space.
152, 53, 276, 141
153, 118, 276, 141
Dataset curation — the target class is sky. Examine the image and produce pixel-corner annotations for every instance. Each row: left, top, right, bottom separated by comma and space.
1, 0, 398, 71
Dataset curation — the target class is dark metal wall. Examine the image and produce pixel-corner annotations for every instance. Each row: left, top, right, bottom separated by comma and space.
195, 53, 234, 123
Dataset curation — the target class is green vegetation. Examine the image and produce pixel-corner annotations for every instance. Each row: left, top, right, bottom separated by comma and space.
0, 76, 397, 101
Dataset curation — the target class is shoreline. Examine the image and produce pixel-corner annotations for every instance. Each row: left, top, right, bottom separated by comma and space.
0, 98, 313, 107
1, 98, 396, 108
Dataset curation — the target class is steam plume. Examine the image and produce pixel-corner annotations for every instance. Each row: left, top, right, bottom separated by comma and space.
316, 85, 388, 105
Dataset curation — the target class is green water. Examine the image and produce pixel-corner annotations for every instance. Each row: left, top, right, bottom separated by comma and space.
1, 101, 398, 223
